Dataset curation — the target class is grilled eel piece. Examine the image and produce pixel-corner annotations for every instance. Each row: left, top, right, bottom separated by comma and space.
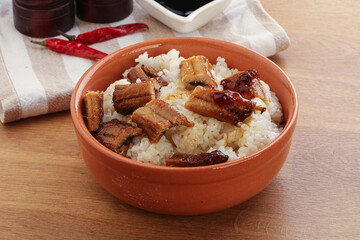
113, 80, 160, 115
185, 86, 265, 125
83, 91, 104, 132
141, 66, 168, 86
131, 99, 194, 143
180, 55, 217, 90
95, 119, 142, 155
220, 70, 267, 104
127, 65, 168, 86
165, 150, 229, 167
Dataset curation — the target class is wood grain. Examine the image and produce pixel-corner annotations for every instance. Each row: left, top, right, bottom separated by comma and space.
1, 0, 360, 239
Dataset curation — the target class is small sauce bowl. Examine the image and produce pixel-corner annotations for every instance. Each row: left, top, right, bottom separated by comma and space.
136, 0, 232, 33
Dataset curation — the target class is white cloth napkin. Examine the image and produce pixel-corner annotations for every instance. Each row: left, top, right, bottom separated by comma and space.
0, 0, 290, 123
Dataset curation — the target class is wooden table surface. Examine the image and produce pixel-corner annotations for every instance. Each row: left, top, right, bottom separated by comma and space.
1, 0, 360, 239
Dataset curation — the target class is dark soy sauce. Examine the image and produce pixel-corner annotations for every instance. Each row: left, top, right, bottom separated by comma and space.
154, 0, 213, 17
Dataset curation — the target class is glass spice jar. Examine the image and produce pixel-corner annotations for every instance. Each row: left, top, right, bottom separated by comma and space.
76, 0, 133, 23
12, 0, 75, 38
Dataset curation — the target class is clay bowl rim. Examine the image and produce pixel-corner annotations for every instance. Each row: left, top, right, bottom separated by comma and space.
70, 37, 298, 175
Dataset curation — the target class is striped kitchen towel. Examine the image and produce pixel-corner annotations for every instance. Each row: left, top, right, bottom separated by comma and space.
0, 0, 290, 123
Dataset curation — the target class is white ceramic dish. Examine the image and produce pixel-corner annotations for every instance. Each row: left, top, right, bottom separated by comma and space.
136, 0, 232, 33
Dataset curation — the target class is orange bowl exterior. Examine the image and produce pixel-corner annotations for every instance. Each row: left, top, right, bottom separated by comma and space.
70, 37, 298, 215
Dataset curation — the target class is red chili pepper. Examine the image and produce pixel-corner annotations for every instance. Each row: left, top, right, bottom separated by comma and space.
30, 39, 108, 60
58, 23, 149, 45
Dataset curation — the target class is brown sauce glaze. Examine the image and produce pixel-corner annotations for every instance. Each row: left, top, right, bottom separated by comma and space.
221, 69, 269, 107
220, 70, 259, 99
211, 90, 266, 120
185, 86, 256, 125
211, 91, 239, 105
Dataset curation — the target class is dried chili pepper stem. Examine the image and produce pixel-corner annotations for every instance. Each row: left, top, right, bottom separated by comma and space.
30, 40, 47, 47
57, 23, 149, 45
57, 31, 75, 41
31, 38, 108, 60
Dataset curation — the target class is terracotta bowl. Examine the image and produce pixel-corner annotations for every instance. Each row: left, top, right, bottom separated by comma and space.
70, 37, 298, 215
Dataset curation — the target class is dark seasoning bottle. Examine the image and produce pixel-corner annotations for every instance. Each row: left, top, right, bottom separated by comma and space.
13, 0, 134, 37
12, 0, 75, 38
76, 0, 133, 23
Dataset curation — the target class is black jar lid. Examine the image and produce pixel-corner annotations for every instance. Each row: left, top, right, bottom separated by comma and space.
15, 0, 71, 9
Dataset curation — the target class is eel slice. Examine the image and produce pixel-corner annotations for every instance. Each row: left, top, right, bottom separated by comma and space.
95, 119, 142, 155
83, 91, 104, 132
220, 70, 267, 104
142, 65, 168, 86
131, 99, 194, 143
185, 86, 263, 125
113, 80, 160, 115
127, 65, 168, 86
180, 55, 217, 90
165, 150, 229, 167
127, 66, 150, 83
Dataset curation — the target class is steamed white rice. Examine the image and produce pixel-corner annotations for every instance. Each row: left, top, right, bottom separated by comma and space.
102, 49, 283, 166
